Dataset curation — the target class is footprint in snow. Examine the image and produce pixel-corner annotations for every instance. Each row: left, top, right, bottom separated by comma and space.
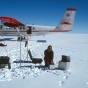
63, 70, 71, 74
59, 81, 64, 86
63, 76, 68, 79
23, 76, 25, 79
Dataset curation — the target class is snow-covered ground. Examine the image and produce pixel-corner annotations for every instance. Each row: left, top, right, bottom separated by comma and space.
0, 33, 88, 88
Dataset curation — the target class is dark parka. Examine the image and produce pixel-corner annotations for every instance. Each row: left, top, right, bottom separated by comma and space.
44, 49, 54, 60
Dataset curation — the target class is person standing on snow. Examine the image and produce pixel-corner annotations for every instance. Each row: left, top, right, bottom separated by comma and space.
44, 45, 54, 67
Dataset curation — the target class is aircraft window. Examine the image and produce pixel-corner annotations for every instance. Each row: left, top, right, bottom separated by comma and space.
14, 27, 16, 29
33, 27, 35, 29
28, 26, 31, 30
20, 27, 22, 29
23, 27, 25, 30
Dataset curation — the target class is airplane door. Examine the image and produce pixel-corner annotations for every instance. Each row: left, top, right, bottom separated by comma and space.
27, 26, 32, 34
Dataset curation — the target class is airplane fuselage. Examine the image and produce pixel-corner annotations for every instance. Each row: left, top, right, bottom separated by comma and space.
0, 25, 56, 36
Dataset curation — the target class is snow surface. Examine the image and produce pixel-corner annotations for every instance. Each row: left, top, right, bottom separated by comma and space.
0, 33, 88, 88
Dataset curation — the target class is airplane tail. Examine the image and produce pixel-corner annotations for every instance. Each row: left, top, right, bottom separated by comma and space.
55, 8, 76, 32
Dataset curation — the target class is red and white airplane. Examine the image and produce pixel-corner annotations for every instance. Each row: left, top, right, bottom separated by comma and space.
0, 8, 76, 37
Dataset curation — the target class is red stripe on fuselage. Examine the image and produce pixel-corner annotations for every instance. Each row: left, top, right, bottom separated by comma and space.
0, 30, 71, 32
48, 30, 71, 32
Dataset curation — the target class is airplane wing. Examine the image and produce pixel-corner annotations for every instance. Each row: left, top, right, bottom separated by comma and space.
0, 16, 24, 27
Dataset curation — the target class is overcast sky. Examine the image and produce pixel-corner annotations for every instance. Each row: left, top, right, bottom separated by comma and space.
0, 0, 88, 33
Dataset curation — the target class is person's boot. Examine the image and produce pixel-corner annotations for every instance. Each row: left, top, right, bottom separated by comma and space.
45, 63, 49, 67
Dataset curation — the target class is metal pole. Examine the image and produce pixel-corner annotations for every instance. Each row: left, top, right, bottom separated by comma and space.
16, 27, 21, 67
27, 35, 28, 61
20, 36, 21, 67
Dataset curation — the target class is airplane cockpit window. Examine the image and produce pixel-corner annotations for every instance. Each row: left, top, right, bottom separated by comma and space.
6, 28, 8, 30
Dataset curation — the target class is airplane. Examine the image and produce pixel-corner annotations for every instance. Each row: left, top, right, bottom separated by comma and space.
0, 8, 76, 38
